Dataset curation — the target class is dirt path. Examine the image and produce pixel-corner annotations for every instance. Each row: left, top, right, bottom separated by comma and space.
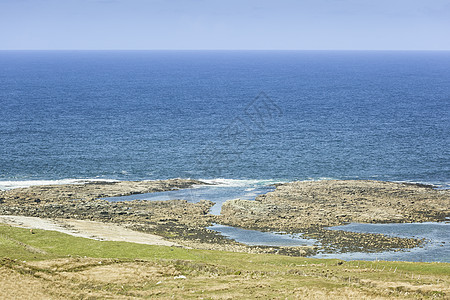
0, 215, 181, 247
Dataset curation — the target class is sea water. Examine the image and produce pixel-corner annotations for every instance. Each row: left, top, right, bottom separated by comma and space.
316, 222, 450, 262
1, 51, 449, 187
1, 51, 449, 261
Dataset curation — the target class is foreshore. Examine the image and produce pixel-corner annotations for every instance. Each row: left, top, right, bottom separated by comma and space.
1, 179, 448, 256
221, 180, 450, 253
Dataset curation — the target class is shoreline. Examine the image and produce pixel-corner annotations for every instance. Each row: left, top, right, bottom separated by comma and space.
1, 178, 449, 258
2, 177, 449, 192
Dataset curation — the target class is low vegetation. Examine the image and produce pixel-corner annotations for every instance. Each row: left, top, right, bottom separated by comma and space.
1, 224, 449, 299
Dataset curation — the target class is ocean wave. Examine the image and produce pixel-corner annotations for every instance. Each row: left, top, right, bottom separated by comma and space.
0, 179, 119, 191
393, 180, 450, 189
198, 178, 285, 187
302, 178, 450, 189
1, 177, 447, 191
0, 177, 281, 191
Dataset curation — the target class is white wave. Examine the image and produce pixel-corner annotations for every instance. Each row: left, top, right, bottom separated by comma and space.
199, 178, 285, 187
0, 179, 119, 191
0, 178, 281, 191
305, 177, 338, 181
393, 180, 450, 189
300, 178, 450, 189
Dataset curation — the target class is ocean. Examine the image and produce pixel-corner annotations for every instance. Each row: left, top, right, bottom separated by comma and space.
1, 50, 449, 188
1, 51, 449, 261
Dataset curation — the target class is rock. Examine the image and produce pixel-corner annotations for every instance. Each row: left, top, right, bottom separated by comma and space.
2, 179, 447, 256
218, 180, 449, 253
0, 179, 205, 205
220, 180, 449, 230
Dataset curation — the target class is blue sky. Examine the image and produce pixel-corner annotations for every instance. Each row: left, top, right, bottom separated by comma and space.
1, 0, 449, 50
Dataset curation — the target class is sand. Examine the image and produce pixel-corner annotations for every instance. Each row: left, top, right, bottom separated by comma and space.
0, 215, 180, 247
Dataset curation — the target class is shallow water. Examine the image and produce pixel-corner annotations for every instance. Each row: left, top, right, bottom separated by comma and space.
209, 221, 450, 262
105, 180, 277, 215
208, 223, 317, 247
315, 222, 450, 262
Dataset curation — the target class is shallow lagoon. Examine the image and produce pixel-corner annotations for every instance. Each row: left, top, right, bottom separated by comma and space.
207, 221, 449, 263
317, 222, 450, 263
207, 223, 317, 247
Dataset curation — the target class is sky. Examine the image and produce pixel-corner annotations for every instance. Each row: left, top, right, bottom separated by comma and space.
1, 0, 449, 50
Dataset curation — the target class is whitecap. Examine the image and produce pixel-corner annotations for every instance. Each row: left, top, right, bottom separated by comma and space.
0, 178, 119, 191
199, 178, 284, 187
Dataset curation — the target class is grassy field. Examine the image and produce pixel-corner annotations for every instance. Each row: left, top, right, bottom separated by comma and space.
1, 223, 449, 299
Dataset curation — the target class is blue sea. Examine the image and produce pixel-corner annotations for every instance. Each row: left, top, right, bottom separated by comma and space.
1, 51, 449, 261
1, 51, 449, 188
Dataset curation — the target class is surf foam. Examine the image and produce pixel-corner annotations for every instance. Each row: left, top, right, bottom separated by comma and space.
0, 179, 119, 191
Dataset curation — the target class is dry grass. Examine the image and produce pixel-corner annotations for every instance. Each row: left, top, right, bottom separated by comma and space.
1, 224, 449, 299
1, 257, 448, 299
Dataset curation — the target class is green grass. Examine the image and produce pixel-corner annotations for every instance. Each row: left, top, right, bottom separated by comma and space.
1, 224, 449, 275
1, 223, 449, 299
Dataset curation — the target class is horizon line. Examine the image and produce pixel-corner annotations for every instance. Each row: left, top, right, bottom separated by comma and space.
1, 49, 450, 52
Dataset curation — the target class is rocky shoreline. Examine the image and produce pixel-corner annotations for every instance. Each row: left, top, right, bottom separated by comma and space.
220, 180, 449, 253
1, 179, 448, 256
0, 179, 205, 204
0, 179, 230, 248
221, 180, 449, 229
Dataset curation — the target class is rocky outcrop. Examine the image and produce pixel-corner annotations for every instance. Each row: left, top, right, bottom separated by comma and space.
0, 179, 224, 246
220, 180, 449, 231
0, 179, 204, 205
0, 178, 317, 256
2, 179, 447, 255
219, 180, 449, 253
